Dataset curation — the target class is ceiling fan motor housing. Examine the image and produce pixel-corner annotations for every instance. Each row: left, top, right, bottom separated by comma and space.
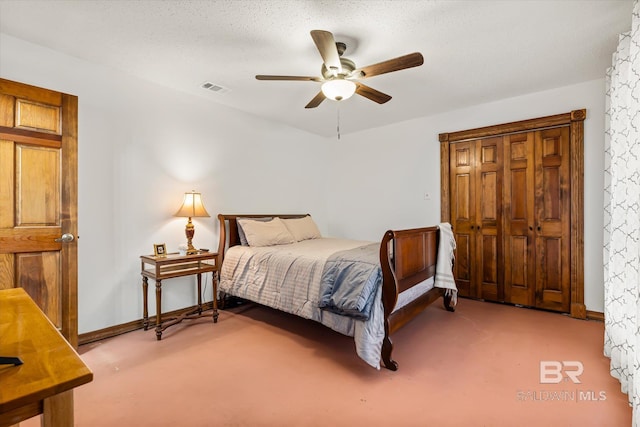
321, 56, 356, 79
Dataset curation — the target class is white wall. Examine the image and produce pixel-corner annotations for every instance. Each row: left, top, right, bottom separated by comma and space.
1, 32, 608, 334
326, 78, 606, 312
0, 34, 330, 333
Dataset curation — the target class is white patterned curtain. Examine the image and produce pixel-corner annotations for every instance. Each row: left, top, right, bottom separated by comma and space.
604, 1, 640, 425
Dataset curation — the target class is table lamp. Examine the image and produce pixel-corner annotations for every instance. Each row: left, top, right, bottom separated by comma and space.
174, 190, 210, 254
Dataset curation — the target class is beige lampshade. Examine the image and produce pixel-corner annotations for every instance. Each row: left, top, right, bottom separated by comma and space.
174, 191, 210, 218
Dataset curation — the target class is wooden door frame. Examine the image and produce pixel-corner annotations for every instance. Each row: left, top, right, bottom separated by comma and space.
439, 109, 586, 319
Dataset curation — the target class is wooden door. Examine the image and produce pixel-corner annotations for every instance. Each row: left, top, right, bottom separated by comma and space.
0, 79, 78, 347
534, 127, 571, 312
449, 137, 502, 300
503, 128, 571, 311
504, 132, 536, 305
440, 109, 585, 318
475, 137, 503, 302
449, 141, 475, 297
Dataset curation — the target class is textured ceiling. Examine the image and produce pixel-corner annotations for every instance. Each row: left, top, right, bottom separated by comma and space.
0, 0, 633, 137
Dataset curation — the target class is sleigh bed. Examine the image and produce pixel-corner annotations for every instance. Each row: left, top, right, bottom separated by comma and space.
216, 214, 456, 370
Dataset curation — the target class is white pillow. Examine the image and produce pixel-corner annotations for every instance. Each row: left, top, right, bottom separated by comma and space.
282, 216, 322, 241
237, 217, 295, 247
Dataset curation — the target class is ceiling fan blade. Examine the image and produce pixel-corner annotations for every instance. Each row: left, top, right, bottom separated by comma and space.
305, 91, 326, 109
355, 83, 392, 104
256, 75, 322, 82
354, 52, 424, 78
310, 30, 342, 75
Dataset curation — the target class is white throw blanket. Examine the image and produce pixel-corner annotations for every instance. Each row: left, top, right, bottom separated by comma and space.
435, 222, 457, 305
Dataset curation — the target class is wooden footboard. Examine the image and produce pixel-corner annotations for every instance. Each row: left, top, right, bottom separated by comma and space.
379, 227, 454, 371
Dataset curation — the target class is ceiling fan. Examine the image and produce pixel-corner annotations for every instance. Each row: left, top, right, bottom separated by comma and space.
256, 30, 424, 109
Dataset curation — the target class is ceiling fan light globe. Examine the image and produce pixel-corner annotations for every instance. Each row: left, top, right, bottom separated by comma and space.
321, 79, 356, 101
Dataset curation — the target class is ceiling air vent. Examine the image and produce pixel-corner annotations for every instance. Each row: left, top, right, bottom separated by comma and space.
201, 82, 230, 94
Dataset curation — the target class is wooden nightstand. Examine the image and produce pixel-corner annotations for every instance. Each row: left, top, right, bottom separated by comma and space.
140, 251, 218, 340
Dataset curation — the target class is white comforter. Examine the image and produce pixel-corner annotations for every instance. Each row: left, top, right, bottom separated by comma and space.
219, 238, 387, 369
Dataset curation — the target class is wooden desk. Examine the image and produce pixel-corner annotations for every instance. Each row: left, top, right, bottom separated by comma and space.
0, 288, 93, 427
140, 251, 218, 340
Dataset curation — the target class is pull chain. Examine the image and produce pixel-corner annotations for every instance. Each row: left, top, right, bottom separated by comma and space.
337, 103, 341, 140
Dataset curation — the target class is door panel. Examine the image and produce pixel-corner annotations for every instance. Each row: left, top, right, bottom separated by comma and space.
503, 132, 535, 306
476, 137, 502, 301
455, 174, 471, 220
17, 145, 61, 225
480, 171, 497, 220
450, 141, 475, 297
450, 137, 502, 300
15, 98, 61, 133
453, 233, 472, 293
542, 167, 561, 220
0, 78, 78, 346
17, 251, 62, 325
478, 233, 499, 300
535, 127, 570, 312
507, 236, 528, 286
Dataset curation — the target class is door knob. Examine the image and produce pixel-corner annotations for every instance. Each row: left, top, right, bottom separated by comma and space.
55, 233, 75, 243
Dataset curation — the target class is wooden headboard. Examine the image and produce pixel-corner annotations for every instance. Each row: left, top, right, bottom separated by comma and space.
216, 214, 309, 264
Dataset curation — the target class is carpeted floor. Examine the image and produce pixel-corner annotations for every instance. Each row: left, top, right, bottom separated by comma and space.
24, 298, 632, 426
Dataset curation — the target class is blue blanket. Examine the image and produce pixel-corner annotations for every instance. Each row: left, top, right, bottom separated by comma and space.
318, 243, 381, 320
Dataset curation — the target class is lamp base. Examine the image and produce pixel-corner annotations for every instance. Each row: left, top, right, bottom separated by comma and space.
184, 217, 198, 255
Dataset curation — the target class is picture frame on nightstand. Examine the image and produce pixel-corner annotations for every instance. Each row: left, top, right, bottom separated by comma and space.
153, 243, 167, 257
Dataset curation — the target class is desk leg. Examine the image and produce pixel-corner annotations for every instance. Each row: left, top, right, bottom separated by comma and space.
155, 280, 162, 340
42, 389, 73, 427
142, 276, 149, 330
213, 271, 219, 323
196, 273, 202, 315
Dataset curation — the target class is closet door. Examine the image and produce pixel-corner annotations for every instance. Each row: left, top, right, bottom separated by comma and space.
449, 137, 502, 300
504, 132, 536, 305
449, 141, 475, 297
534, 127, 571, 312
440, 109, 585, 318
475, 137, 503, 302
503, 128, 571, 311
